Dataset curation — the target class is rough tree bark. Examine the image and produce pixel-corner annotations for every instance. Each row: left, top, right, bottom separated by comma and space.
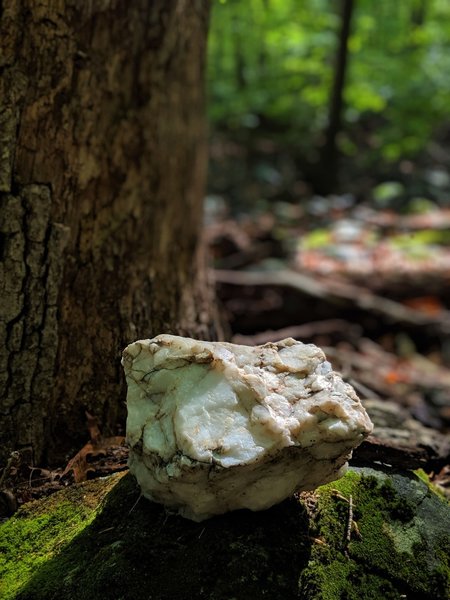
0, 0, 213, 466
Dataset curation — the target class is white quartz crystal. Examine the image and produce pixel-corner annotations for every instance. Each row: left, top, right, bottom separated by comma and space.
123, 335, 373, 521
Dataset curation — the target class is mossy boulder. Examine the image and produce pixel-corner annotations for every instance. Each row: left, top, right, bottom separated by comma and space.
300, 468, 449, 599
0, 467, 448, 600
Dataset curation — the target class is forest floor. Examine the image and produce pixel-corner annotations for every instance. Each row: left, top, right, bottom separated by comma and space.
205, 131, 450, 496
1, 133, 450, 520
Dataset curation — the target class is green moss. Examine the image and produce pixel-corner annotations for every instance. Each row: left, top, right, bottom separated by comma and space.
415, 468, 446, 498
299, 468, 450, 600
0, 474, 121, 600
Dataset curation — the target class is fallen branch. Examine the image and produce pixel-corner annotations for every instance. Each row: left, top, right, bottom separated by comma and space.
214, 267, 450, 333
232, 319, 362, 346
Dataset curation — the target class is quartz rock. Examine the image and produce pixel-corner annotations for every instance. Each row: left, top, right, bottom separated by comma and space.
123, 335, 373, 521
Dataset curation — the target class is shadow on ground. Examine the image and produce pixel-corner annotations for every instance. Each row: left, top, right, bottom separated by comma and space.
16, 474, 312, 600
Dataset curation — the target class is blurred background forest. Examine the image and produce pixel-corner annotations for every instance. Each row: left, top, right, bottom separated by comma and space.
208, 0, 450, 199
205, 0, 450, 479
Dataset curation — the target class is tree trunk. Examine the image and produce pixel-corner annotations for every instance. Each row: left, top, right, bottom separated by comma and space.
318, 0, 354, 194
0, 0, 213, 467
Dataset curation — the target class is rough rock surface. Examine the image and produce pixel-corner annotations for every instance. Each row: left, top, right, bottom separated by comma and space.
122, 335, 372, 521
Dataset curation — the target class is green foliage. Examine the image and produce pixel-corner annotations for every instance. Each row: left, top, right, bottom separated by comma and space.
208, 0, 450, 164
208, 0, 337, 149
302, 228, 332, 249
372, 181, 405, 206
390, 229, 450, 248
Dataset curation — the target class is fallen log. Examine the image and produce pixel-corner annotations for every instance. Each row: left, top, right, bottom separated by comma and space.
214, 267, 450, 334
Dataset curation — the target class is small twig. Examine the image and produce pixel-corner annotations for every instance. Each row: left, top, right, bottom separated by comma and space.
198, 527, 205, 539
331, 490, 348, 502
352, 520, 362, 540
128, 492, 143, 515
331, 490, 355, 557
98, 526, 115, 534
345, 494, 353, 556
28, 467, 39, 489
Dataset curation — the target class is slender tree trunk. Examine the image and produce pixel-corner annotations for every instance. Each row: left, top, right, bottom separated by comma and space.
411, 0, 427, 27
233, 26, 246, 90
319, 0, 354, 194
0, 0, 214, 466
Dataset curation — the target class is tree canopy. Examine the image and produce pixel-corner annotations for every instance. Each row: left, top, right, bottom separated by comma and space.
208, 0, 450, 168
